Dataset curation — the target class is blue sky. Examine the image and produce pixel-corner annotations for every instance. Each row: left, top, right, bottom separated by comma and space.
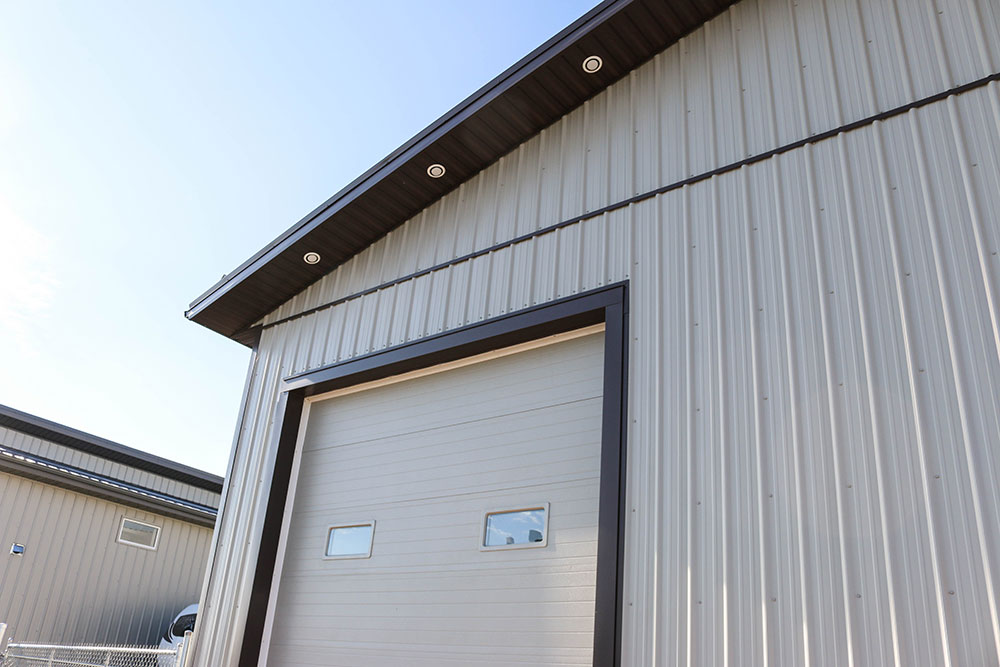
0, 1, 598, 475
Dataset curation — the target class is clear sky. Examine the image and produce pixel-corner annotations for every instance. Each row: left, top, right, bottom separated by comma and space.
0, 1, 598, 475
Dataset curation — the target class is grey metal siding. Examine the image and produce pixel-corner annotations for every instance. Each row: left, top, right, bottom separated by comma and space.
191, 0, 1000, 665
0, 426, 221, 509
259, 0, 1000, 330
0, 471, 214, 645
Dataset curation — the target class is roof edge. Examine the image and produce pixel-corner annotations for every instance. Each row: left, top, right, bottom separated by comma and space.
0, 444, 218, 527
0, 404, 223, 492
185, 0, 629, 320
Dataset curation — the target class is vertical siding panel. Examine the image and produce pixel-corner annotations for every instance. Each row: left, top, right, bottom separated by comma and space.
680, 184, 695, 667
908, 100, 1000, 663
840, 123, 902, 667
0, 473, 211, 644
486, 246, 514, 318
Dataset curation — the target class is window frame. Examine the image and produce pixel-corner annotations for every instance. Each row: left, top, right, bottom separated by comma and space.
116, 516, 161, 551
480, 502, 550, 551
322, 520, 376, 560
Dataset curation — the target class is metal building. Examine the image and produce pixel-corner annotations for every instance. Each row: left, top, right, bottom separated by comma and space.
185, 0, 1000, 664
0, 404, 221, 645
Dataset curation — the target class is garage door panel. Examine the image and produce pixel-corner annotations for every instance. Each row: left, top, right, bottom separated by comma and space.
286, 614, 595, 638
299, 399, 602, 473
279, 542, 599, 575
296, 436, 600, 501
267, 332, 604, 666
280, 599, 597, 625
282, 523, 600, 565
295, 463, 600, 511
273, 619, 596, 651
275, 568, 599, 598
283, 491, 598, 568
270, 643, 593, 667
288, 481, 599, 527
306, 373, 601, 448
303, 342, 603, 449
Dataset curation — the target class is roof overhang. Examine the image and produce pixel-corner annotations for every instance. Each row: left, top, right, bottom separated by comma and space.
0, 404, 223, 492
187, 0, 734, 345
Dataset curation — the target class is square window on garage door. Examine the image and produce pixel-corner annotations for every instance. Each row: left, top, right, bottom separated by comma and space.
481, 503, 549, 550
324, 521, 375, 559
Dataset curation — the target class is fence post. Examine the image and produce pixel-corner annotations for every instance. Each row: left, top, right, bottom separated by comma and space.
180, 630, 194, 667
175, 637, 186, 667
0, 623, 7, 653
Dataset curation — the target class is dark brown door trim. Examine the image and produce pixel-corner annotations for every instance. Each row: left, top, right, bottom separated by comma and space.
240, 282, 629, 667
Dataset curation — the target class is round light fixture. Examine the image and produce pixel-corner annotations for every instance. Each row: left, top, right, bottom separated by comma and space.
582, 55, 603, 74
303, 251, 321, 265
427, 163, 446, 178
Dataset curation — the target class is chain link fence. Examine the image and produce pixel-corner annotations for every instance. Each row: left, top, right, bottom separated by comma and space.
0, 625, 193, 667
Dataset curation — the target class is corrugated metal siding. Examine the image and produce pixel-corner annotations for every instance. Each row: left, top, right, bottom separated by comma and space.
260, 0, 1000, 329
191, 0, 1000, 664
0, 426, 221, 509
0, 471, 214, 644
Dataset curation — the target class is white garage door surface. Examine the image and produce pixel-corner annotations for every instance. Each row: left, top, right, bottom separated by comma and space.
266, 330, 605, 666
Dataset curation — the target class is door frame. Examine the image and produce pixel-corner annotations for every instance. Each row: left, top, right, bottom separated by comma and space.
242, 282, 629, 667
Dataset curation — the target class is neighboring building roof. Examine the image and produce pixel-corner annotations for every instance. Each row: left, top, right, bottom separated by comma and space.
0, 444, 217, 527
0, 404, 223, 492
186, 0, 733, 345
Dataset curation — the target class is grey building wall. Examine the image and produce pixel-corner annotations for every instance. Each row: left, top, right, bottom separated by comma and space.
0, 426, 221, 510
192, 0, 1000, 665
0, 471, 214, 645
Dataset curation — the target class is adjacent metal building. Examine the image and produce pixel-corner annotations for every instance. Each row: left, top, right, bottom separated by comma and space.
186, 0, 1000, 664
0, 405, 222, 645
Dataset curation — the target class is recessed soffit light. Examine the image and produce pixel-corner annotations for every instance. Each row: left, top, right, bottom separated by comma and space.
427, 163, 446, 178
303, 251, 321, 265
582, 55, 603, 74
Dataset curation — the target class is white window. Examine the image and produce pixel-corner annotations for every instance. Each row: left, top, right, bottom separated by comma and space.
481, 503, 549, 550
117, 517, 160, 550
324, 521, 375, 559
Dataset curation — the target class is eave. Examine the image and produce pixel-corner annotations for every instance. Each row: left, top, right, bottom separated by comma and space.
186, 0, 734, 345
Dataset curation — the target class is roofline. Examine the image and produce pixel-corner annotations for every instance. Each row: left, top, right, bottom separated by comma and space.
184, 0, 628, 320
0, 444, 217, 527
0, 404, 223, 492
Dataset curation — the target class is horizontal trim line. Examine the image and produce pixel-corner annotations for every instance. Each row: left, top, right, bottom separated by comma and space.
0, 444, 218, 517
249, 70, 1000, 338
0, 403, 223, 491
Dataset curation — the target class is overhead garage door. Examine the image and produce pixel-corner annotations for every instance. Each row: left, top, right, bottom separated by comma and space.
264, 328, 605, 666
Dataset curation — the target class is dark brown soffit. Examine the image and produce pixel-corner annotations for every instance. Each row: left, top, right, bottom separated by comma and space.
186, 0, 734, 345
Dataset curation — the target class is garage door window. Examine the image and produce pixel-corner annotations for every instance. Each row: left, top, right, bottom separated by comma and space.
482, 504, 549, 550
117, 517, 160, 550
325, 521, 375, 559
